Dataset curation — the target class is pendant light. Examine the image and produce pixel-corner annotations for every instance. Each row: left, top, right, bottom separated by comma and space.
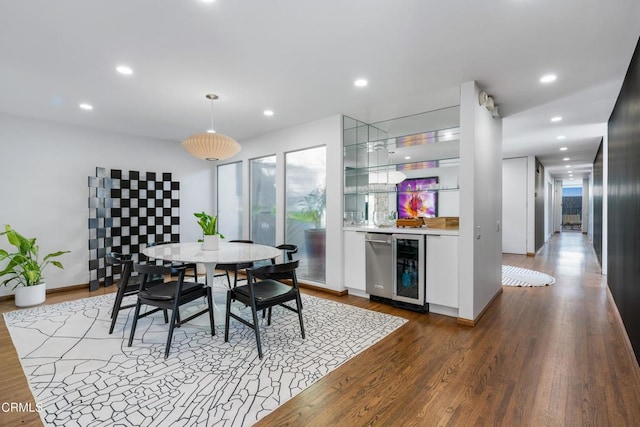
182, 94, 241, 161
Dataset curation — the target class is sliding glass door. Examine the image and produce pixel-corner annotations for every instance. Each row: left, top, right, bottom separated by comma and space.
250, 155, 276, 246
217, 161, 243, 241
285, 146, 326, 283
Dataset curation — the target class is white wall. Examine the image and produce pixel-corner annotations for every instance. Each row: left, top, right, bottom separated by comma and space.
458, 81, 503, 322
526, 155, 536, 254
215, 115, 343, 291
0, 113, 214, 296
502, 157, 527, 254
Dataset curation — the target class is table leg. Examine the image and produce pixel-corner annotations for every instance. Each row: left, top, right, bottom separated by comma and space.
203, 263, 242, 325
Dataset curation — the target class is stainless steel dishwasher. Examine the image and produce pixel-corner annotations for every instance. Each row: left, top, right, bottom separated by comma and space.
365, 233, 393, 299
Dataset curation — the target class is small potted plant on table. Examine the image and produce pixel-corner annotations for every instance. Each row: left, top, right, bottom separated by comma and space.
0, 225, 70, 307
194, 212, 224, 251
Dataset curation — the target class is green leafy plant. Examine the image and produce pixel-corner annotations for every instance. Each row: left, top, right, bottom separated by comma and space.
194, 211, 224, 238
0, 225, 70, 289
288, 186, 326, 229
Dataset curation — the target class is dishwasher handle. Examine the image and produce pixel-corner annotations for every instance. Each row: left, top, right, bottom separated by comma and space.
366, 238, 391, 244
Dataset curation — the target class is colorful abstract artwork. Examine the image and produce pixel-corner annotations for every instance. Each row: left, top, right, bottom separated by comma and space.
397, 177, 438, 219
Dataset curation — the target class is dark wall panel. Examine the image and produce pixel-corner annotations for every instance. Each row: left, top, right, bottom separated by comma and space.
608, 37, 640, 363
534, 158, 545, 252
593, 141, 603, 268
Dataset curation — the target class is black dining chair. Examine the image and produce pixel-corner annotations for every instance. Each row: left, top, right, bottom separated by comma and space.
214, 239, 254, 288
128, 264, 215, 359
106, 252, 167, 334
271, 244, 298, 264
225, 260, 304, 359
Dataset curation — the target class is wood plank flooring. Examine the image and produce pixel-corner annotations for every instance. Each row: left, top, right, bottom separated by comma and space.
2, 232, 640, 426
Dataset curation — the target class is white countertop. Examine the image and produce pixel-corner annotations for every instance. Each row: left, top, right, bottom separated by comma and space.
343, 225, 459, 236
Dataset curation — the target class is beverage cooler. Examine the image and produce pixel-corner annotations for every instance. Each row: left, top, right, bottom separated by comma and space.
365, 233, 427, 312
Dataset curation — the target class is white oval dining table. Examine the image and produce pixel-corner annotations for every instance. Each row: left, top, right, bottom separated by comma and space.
142, 241, 283, 317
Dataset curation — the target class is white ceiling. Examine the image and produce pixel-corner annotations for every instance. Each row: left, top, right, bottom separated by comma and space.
1, 1, 639, 181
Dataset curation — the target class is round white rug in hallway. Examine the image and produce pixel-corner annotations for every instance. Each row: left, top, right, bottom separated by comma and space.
502, 265, 556, 287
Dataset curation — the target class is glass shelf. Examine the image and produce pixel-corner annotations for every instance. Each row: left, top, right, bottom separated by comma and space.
343, 107, 461, 224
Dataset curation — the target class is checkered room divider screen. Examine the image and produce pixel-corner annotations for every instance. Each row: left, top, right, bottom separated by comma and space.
88, 167, 180, 291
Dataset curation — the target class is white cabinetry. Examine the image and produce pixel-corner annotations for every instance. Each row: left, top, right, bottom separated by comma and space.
426, 235, 459, 311
343, 231, 366, 294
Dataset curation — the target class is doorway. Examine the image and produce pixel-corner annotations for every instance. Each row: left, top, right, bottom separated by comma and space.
561, 185, 582, 231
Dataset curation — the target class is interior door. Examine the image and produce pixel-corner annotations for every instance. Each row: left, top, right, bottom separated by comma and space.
502, 157, 528, 254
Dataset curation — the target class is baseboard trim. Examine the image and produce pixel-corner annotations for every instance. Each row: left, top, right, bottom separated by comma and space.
456, 287, 503, 327
526, 252, 535, 257
299, 282, 348, 296
0, 283, 90, 302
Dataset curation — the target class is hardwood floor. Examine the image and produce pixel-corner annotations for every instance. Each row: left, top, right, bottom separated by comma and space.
2, 232, 640, 426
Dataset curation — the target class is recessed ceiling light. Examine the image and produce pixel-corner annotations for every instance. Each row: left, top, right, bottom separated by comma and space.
540, 74, 557, 83
551, 116, 562, 122
207, 129, 216, 134
116, 65, 133, 75
556, 135, 566, 140
563, 157, 570, 161
568, 171, 573, 174
79, 103, 93, 110
201, 0, 215, 3
565, 165, 571, 168
263, 110, 274, 116
560, 147, 568, 151
404, 156, 411, 160
354, 79, 368, 87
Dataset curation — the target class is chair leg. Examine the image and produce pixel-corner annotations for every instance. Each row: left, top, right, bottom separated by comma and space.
165, 306, 180, 359
296, 294, 305, 339
251, 305, 263, 359
163, 309, 169, 323
207, 287, 215, 336
110, 286, 124, 319
109, 288, 126, 334
127, 299, 143, 347
224, 290, 232, 342
267, 307, 272, 326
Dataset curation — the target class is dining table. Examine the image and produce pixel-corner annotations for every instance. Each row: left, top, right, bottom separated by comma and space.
142, 241, 283, 317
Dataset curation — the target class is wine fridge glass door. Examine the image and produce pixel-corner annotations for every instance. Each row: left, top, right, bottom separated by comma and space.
392, 234, 425, 305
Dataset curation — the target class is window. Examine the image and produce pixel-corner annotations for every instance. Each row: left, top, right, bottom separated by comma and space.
250, 155, 277, 246
285, 146, 327, 283
217, 162, 243, 240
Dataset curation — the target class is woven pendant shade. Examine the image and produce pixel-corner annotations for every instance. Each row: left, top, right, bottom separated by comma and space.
182, 94, 241, 161
182, 132, 241, 161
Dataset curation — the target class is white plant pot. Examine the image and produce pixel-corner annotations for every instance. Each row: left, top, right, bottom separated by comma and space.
202, 234, 220, 251
15, 282, 46, 307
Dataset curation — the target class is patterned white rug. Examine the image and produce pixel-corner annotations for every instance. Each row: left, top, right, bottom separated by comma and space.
502, 265, 556, 287
4, 293, 406, 426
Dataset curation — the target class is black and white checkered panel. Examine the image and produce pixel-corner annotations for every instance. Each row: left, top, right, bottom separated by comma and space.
88, 167, 180, 291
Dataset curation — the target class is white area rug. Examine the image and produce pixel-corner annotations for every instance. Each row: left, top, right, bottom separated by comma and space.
502, 265, 556, 287
4, 293, 406, 426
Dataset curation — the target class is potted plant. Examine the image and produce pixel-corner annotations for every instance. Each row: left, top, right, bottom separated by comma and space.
194, 211, 224, 250
0, 225, 70, 307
